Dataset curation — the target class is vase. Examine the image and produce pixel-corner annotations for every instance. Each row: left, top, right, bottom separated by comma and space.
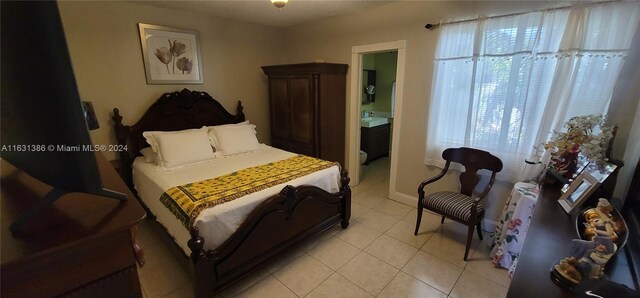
555, 151, 580, 179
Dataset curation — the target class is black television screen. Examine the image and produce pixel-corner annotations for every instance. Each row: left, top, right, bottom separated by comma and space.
1, 1, 125, 231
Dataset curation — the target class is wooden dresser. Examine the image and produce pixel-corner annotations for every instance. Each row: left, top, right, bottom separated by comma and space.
1, 153, 146, 297
262, 63, 348, 166
508, 184, 639, 297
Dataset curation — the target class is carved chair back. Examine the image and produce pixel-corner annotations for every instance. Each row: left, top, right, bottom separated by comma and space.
442, 147, 503, 196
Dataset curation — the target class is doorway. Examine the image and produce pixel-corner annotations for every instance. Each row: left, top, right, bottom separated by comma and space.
359, 52, 397, 185
348, 40, 406, 202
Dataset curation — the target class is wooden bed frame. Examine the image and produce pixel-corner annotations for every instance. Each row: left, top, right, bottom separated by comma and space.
112, 89, 351, 297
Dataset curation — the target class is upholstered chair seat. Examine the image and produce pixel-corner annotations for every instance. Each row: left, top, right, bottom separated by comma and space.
415, 147, 503, 261
422, 191, 485, 222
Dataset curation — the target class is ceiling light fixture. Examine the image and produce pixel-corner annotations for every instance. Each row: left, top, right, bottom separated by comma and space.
271, 0, 288, 11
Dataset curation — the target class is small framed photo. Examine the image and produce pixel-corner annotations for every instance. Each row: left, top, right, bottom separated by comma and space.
138, 23, 203, 84
558, 172, 600, 214
584, 161, 617, 183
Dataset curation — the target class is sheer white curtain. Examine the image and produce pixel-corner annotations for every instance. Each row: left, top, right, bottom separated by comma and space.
535, 4, 640, 144
426, 3, 639, 181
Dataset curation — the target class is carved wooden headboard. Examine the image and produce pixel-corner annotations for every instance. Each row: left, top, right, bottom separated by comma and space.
112, 88, 245, 186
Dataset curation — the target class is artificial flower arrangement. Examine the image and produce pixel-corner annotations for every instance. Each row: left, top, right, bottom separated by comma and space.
544, 114, 614, 174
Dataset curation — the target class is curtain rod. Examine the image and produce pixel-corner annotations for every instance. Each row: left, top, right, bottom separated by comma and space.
424, 0, 620, 30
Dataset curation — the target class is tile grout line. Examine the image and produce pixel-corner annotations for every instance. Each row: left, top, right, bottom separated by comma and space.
372, 247, 423, 297
269, 272, 301, 297
418, 243, 469, 271
396, 249, 450, 297
230, 272, 273, 298
373, 203, 414, 222
398, 249, 465, 295
447, 266, 465, 296
330, 227, 401, 296
139, 260, 191, 297
271, 248, 347, 298
461, 269, 510, 292
354, 246, 410, 295
233, 250, 309, 296
353, 210, 400, 234
298, 252, 338, 298
374, 269, 401, 297
361, 235, 419, 272
306, 239, 362, 273
333, 271, 375, 297
385, 220, 437, 249
300, 233, 382, 297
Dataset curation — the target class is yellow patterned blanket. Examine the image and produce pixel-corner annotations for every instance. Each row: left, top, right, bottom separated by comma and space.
160, 155, 338, 229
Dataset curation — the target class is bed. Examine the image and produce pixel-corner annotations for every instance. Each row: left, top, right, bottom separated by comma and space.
112, 89, 351, 297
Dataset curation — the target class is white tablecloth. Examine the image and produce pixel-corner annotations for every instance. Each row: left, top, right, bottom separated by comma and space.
490, 182, 540, 277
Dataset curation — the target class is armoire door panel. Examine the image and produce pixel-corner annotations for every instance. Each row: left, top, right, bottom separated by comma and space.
272, 138, 314, 156
318, 74, 346, 165
289, 77, 314, 145
269, 78, 291, 140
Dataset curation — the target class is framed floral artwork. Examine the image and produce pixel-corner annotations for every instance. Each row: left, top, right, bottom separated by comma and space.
558, 172, 600, 214
138, 23, 203, 84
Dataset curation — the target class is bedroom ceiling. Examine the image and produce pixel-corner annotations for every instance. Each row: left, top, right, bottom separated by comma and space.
133, 0, 395, 27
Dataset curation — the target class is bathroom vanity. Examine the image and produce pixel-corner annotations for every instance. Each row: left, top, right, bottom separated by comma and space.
360, 118, 390, 164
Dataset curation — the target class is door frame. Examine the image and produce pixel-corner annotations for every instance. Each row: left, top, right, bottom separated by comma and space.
348, 40, 406, 201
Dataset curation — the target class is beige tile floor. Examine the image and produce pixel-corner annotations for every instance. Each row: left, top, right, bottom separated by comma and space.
137, 157, 510, 297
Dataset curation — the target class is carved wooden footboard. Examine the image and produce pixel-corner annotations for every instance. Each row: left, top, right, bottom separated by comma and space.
188, 169, 350, 297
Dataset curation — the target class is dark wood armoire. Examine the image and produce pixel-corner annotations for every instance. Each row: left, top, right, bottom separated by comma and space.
262, 63, 348, 166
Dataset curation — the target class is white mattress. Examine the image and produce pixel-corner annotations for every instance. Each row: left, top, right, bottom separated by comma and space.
132, 145, 341, 254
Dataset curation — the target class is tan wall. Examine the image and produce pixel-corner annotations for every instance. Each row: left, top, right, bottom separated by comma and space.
58, 1, 285, 160
281, 1, 628, 222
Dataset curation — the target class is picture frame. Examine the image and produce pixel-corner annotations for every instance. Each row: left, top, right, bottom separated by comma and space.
584, 161, 617, 183
558, 172, 600, 214
138, 23, 203, 84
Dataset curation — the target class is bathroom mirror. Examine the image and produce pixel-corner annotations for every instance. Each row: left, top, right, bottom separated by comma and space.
362, 69, 376, 103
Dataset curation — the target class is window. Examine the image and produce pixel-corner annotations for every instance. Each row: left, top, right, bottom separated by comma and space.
426, 3, 639, 180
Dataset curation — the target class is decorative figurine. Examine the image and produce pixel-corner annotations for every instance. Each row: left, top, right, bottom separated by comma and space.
552, 199, 619, 286
582, 199, 619, 243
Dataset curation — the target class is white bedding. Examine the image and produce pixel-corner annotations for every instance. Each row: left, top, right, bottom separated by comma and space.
132, 145, 341, 254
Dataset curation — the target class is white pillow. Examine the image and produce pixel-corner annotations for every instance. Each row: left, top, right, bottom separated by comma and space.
208, 121, 251, 152
143, 127, 201, 155
143, 128, 215, 167
211, 124, 260, 155
140, 147, 156, 163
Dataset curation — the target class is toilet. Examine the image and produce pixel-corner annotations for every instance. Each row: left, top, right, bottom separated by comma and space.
359, 150, 368, 165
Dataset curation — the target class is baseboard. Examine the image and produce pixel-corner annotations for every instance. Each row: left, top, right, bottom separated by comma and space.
390, 191, 417, 207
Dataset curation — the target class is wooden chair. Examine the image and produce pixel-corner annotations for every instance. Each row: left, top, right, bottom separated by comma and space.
415, 147, 503, 260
